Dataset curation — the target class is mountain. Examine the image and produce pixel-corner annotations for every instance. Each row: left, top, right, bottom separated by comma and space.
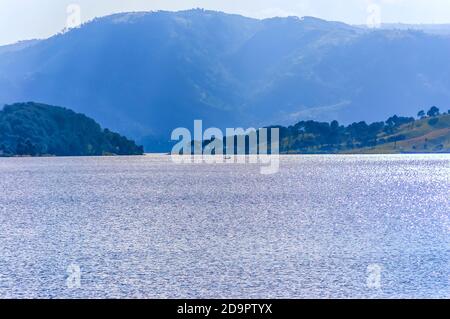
0, 102, 143, 156
1, 9, 450, 151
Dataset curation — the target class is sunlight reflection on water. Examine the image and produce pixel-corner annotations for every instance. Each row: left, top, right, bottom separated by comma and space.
0, 154, 448, 298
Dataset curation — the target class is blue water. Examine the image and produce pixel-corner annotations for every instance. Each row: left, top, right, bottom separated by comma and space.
0, 154, 448, 298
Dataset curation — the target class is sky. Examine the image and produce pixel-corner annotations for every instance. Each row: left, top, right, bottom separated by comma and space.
1, 0, 450, 45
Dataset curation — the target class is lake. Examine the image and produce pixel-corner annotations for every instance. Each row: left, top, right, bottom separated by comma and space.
0, 154, 448, 298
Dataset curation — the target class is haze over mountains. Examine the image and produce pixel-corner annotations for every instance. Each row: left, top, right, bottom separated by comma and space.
1, 9, 450, 151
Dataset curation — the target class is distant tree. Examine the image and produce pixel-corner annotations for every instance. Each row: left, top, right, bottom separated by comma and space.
385, 115, 398, 134
327, 120, 341, 146
386, 115, 414, 127
427, 106, 440, 117
417, 110, 425, 118
330, 120, 339, 131
386, 115, 398, 128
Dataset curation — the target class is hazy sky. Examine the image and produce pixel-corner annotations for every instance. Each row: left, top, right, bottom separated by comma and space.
1, 0, 450, 45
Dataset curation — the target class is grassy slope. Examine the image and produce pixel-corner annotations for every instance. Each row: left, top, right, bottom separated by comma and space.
346, 114, 450, 154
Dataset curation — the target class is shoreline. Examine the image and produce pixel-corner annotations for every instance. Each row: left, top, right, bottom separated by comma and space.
1, 152, 449, 159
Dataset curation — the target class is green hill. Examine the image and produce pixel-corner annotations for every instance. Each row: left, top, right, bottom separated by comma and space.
276, 108, 450, 154
352, 113, 450, 154
0, 102, 144, 156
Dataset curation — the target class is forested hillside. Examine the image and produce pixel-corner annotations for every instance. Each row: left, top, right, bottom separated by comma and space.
275, 107, 450, 154
0, 102, 144, 156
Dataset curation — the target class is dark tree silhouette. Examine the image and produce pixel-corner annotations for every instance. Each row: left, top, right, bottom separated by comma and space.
427, 106, 440, 117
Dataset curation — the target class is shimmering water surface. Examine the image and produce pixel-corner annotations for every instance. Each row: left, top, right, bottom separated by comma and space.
0, 155, 448, 298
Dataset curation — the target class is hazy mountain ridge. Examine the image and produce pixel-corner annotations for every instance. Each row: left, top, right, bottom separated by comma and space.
1, 9, 450, 151
0, 39, 41, 54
